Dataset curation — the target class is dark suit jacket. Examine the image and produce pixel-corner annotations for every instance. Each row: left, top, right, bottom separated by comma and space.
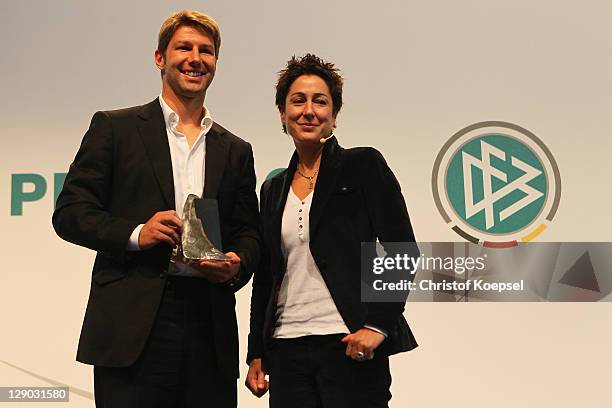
53, 98, 260, 379
247, 137, 417, 365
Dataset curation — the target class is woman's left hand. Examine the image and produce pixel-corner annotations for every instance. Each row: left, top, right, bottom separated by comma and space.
341, 328, 385, 361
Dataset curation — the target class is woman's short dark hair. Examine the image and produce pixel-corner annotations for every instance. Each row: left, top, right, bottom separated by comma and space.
275, 54, 344, 117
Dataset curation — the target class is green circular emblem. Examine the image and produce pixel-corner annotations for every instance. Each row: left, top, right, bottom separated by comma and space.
433, 122, 561, 245
445, 134, 547, 234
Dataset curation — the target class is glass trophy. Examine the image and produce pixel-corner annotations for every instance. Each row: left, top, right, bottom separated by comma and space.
172, 194, 230, 264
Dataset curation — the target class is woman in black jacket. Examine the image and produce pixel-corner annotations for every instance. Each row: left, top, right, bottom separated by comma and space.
246, 54, 417, 408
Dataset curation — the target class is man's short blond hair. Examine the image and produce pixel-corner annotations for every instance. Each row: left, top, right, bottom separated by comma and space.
158, 10, 221, 58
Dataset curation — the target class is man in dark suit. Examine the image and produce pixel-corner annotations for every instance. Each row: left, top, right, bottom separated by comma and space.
52, 10, 259, 407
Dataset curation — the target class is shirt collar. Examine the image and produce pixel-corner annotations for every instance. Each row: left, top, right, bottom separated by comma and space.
158, 94, 213, 133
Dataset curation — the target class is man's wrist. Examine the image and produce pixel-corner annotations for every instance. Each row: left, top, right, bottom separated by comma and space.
127, 224, 145, 251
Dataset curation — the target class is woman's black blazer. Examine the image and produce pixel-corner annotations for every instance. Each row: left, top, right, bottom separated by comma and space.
247, 137, 418, 364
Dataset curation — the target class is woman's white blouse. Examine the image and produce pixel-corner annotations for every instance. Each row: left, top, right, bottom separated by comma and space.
272, 188, 349, 338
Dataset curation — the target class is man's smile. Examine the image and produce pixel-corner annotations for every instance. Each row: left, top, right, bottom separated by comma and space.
181, 69, 204, 77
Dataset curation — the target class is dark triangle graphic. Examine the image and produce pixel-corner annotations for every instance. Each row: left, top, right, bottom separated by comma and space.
558, 251, 600, 292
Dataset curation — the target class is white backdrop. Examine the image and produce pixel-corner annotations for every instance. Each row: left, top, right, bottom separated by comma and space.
1, 1, 611, 406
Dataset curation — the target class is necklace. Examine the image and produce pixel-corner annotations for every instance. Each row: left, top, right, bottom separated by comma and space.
296, 167, 318, 189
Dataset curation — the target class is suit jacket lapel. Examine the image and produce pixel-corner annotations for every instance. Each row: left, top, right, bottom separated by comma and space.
137, 98, 175, 210
309, 137, 342, 238
270, 152, 298, 258
276, 151, 298, 211
203, 123, 229, 199
272, 152, 298, 244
